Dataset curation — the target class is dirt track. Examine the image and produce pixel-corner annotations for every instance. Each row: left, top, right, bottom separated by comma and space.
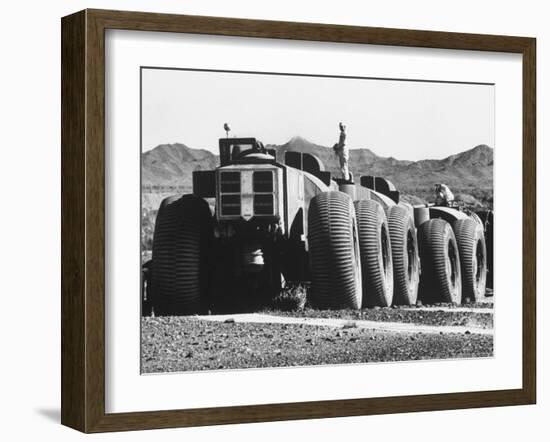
260, 305, 493, 330
141, 303, 494, 373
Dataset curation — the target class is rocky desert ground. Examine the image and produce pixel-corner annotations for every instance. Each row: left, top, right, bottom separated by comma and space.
141, 296, 494, 373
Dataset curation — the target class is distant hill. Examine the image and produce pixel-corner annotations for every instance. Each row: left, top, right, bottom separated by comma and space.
142, 142, 218, 187
271, 136, 492, 200
141, 137, 493, 210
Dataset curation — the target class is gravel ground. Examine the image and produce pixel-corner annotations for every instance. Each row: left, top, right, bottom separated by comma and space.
261, 307, 493, 329
141, 316, 493, 373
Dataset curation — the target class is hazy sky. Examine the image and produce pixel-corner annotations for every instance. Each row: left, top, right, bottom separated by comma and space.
141, 68, 494, 161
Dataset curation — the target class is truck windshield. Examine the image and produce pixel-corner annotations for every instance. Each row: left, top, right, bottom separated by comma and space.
231, 144, 254, 159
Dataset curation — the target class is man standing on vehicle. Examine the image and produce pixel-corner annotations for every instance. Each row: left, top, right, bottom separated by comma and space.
333, 122, 350, 181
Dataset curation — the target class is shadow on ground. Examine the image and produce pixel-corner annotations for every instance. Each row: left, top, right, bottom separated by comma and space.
35, 408, 60, 423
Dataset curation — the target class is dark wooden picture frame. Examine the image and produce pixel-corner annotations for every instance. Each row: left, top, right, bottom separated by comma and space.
61, 9, 536, 433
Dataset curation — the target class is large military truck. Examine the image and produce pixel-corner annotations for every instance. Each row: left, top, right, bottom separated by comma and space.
147, 136, 488, 316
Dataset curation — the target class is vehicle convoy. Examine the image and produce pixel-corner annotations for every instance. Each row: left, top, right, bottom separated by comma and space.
146, 136, 489, 316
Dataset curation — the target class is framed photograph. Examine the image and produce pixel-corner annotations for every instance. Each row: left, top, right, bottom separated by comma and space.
61, 9, 536, 433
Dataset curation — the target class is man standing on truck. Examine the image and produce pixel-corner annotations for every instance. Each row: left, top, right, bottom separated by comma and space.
333, 122, 350, 181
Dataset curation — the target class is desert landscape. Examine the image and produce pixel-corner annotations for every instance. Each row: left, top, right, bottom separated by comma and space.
140, 137, 494, 373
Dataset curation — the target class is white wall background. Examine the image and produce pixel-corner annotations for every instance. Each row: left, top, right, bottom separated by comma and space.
0, 0, 546, 440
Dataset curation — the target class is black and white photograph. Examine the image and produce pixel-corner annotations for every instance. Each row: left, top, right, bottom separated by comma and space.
140, 67, 494, 374
2, 0, 544, 438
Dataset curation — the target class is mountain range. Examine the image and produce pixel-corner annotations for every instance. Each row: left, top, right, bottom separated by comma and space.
141, 137, 493, 209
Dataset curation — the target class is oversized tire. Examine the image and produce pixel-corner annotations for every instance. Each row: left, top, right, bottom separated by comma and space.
453, 218, 487, 302
388, 205, 420, 305
354, 199, 394, 307
418, 219, 462, 304
151, 194, 213, 315
308, 191, 362, 309
475, 210, 493, 289
141, 260, 153, 317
